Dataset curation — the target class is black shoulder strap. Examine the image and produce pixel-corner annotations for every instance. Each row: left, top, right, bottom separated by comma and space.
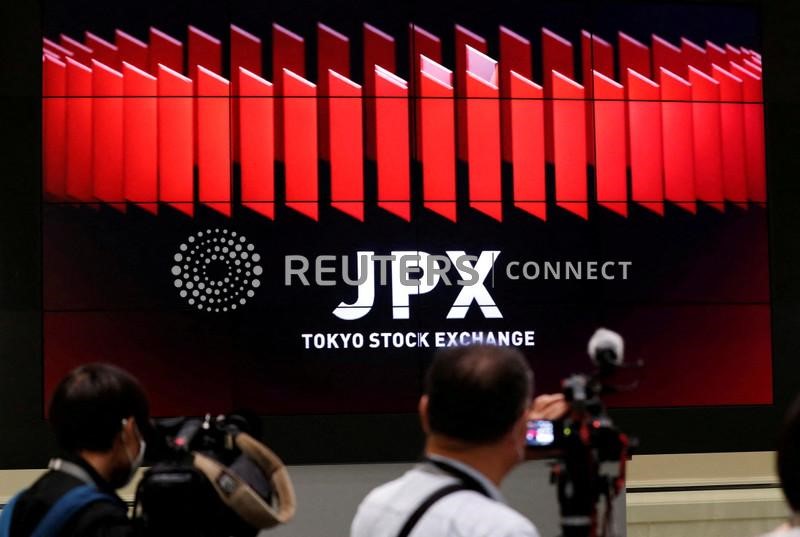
395, 483, 468, 537
395, 458, 492, 537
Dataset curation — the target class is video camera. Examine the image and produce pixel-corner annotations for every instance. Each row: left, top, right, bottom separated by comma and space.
527, 328, 640, 537
134, 414, 296, 537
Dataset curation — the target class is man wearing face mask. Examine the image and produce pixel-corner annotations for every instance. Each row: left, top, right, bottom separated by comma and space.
0, 363, 150, 537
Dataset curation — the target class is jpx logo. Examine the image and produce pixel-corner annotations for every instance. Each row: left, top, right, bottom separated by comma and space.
285, 251, 502, 320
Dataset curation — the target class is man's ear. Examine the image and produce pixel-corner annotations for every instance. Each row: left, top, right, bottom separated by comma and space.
419, 395, 431, 434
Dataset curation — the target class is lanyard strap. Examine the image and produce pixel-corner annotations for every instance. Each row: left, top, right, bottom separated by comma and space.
48, 458, 95, 486
395, 458, 491, 537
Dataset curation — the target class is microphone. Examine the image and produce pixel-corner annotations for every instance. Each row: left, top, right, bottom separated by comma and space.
587, 328, 625, 370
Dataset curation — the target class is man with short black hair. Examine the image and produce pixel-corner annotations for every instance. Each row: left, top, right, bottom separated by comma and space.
351, 344, 566, 537
760, 395, 800, 536
0, 363, 150, 537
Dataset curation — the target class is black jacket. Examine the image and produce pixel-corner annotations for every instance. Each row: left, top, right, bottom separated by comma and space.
8, 457, 134, 537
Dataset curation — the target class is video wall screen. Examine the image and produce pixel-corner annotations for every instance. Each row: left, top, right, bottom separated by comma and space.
40, 0, 770, 418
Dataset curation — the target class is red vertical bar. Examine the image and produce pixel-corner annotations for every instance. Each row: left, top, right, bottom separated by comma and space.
197, 66, 231, 217
158, 64, 194, 216
239, 67, 274, 219
420, 56, 456, 221
688, 66, 724, 211
122, 62, 158, 213
593, 70, 627, 217
44, 38, 74, 60
43, 56, 67, 198
730, 62, 766, 203
363, 23, 396, 161
712, 64, 748, 208
317, 23, 350, 161
374, 66, 410, 221
499, 26, 532, 163
116, 30, 149, 72
149, 27, 183, 74
455, 25, 487, 162
627, 69, 663, 215
743, 59, 762, 76
91, 60, 124, 209
239, 71, 275, 220
273, 24, 305, 162
725, 44, 743, 65
410, 25, 442, 160
542, 28, 574, 164
85, 32, 119, 69
705, 40, 727, 68
681, 37, 709, 73
60, 34, 93, 65
283, 69, 318, 220
509, 71, 545, 221
552, 71, 587, 219
581, 31, 613, 165
65, 58, 92, 202
652, 35, 685, 79
618, 32, 650, 79
466, 47, 502, 221
660, 68, 695, 213
329, 70, 364, 221
188, 26, 222, 77
230, 24, 262, 163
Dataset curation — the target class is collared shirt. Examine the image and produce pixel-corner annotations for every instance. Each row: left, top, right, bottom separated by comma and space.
351, 455, 541, 537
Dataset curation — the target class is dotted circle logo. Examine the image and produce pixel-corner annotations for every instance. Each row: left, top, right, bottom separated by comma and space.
171, 229, 263, 312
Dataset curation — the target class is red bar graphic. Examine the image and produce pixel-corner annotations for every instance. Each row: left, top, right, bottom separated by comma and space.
743, 59, 762, 76
705, 40, 727, 68
158, 64, 194, 216
230, 24, 262, 163
65, 58, 92, 202
681, 38, 708, 73
509, 71, 545, 221
363, 23, 396, 161
43, 55, 67, 198
91, 60, 124, 209
652, 34, 684, 79
328, 70, 364, 221
593, 70, 627, 217
60, 34, 93, 65
660, 68, 695, 213
44, 38, 74, 60
729, 62, 766, 203
374, 66, 410, 221
149, 27, 183, 74
618, 32, 650, 78
283, 69, 318, 220
85, 32, 119, 69
317, 23, 350, 161
688, 66, 724, 210
273, 23, 305, 162
627, 69, 663, 215
552, 71, 587, 219
116, 30, 148, 72
188, 26, 222, 77
455, 25, 487, 162
122, 62, 157, 213
420, 56, 456, 221
466, 47, 502, 221
197, 66, 231, 216
725, 44, 743, 64
542, 28, 574, 164
410, 25, 442, 160
712, 64, 748, 208
581, 31, 613, 165
499, 26, 532, 162
239, 67, 274, 219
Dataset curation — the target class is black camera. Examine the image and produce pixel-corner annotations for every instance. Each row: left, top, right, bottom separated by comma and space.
134, 414, 295, 537
528, 328, 639, 537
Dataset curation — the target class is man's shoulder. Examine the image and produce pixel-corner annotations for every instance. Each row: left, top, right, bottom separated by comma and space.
441, 491, 539, 537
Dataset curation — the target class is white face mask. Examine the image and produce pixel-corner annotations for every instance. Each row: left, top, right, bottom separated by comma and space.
121, 419, 146, 485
